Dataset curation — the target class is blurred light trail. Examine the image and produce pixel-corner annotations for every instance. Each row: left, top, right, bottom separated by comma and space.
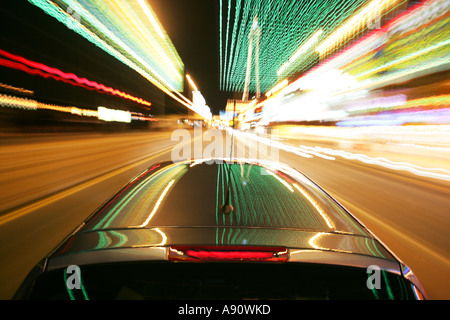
278, 30, 323, 75
316, 0, 405, 58
0, 48, 152, 107
386, 143, 450, 153
137, 0, 165, 39
219, 0, 378, 93
304, 144, 450, 181
139, 179, 176, 228
186, 74, 199, 92
336, 108, 450, 127
0, 83, 34, 96
267, 171, 294, 192
293, 184, 334, 230
235, 129, 450, 182
306, 0, 449, 83
27, 0, 209, 118
97, 107, 131, 123
259, 0, 449, 126
354, 39, 450, 80
0, 93, 97, 117
0, 93, 157, 122
266, 79, 288, 98
29, 0, 183, 91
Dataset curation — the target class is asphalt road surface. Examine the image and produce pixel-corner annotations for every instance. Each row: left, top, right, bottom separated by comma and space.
0, 129, 449, 299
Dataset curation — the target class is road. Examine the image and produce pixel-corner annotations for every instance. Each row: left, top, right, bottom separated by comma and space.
0, 129, 449, 299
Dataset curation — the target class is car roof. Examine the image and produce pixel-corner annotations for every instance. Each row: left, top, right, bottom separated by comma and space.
47, 159, 399, 269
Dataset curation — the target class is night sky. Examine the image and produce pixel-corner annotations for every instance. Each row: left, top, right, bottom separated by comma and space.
149, 0, 235, 114
0, 1, 234, 116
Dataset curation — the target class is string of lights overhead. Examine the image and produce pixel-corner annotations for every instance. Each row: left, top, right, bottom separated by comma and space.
219, 0, 406, 96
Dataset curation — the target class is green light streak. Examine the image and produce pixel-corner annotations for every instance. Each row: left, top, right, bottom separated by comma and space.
29, 0, 185, 92
64, 269, 76, 300
215, 163, 221, 226
94, 231, 112, 250
219, 0, 378, 94
219, 0, 224, 90
382, 271, 395, 300
221, 163, 227, 225
217, 163, 334, 230
109, 230, 128, 248
225, 0, 243, 93
356, 39, 450, 79
221, 0, 232, 92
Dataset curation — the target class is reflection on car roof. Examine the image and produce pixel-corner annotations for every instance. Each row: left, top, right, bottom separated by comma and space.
51, 159, 396, 261
82, 160, 368, 234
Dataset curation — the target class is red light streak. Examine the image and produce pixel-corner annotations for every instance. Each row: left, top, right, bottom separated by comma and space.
0, 48, 151, 107
0, 57, 96, 91
169, 246, 289, 262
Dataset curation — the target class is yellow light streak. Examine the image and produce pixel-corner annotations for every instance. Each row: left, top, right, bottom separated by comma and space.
316, 0, 403, 57
139, 179, 175, 227
266, 79, 288, 97
137, 0, 165, 39
34, 1, 209, 118
186, 74, 199, 92
293, 183, 334, 229
154, 228, 167, 246
0, 83, 34, 95
268, 171, 294, 192
291, 29, 323, 62
308, 232, 326, 250
308, 232, 352, 253
278, 30, 323, 75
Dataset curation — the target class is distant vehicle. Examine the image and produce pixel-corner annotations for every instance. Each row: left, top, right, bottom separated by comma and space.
15, 159, 427, 299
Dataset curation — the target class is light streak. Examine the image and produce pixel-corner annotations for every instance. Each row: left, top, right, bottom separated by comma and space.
186, 74, 199, 92
293, 184, 334, 229
355, 39, 450, 80
316, 0, 405, 57
219, 0, 375, 93
137, 0, 165, 39
302, 144, 450, 181
308, 232, 326, 250
154, 228, 167, 246
266, 79, 288, 97
267, 171, 294, 192
139, 179, 175, 227
28, 0, 209, 118
261, 0, 449, 127
0, 93, 99, 117
0, 48, 152, 107
278, 30, 323, 75
0, 83, 34, 96
234, 129, 450, 182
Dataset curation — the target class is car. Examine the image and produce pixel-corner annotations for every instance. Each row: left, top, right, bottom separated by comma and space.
14, 158, 427, 300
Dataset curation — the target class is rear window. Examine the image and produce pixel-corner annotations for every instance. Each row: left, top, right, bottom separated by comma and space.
25, 262, 419, 300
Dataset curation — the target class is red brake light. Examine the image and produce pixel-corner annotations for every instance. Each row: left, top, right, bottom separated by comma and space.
169, 246, 288, 262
